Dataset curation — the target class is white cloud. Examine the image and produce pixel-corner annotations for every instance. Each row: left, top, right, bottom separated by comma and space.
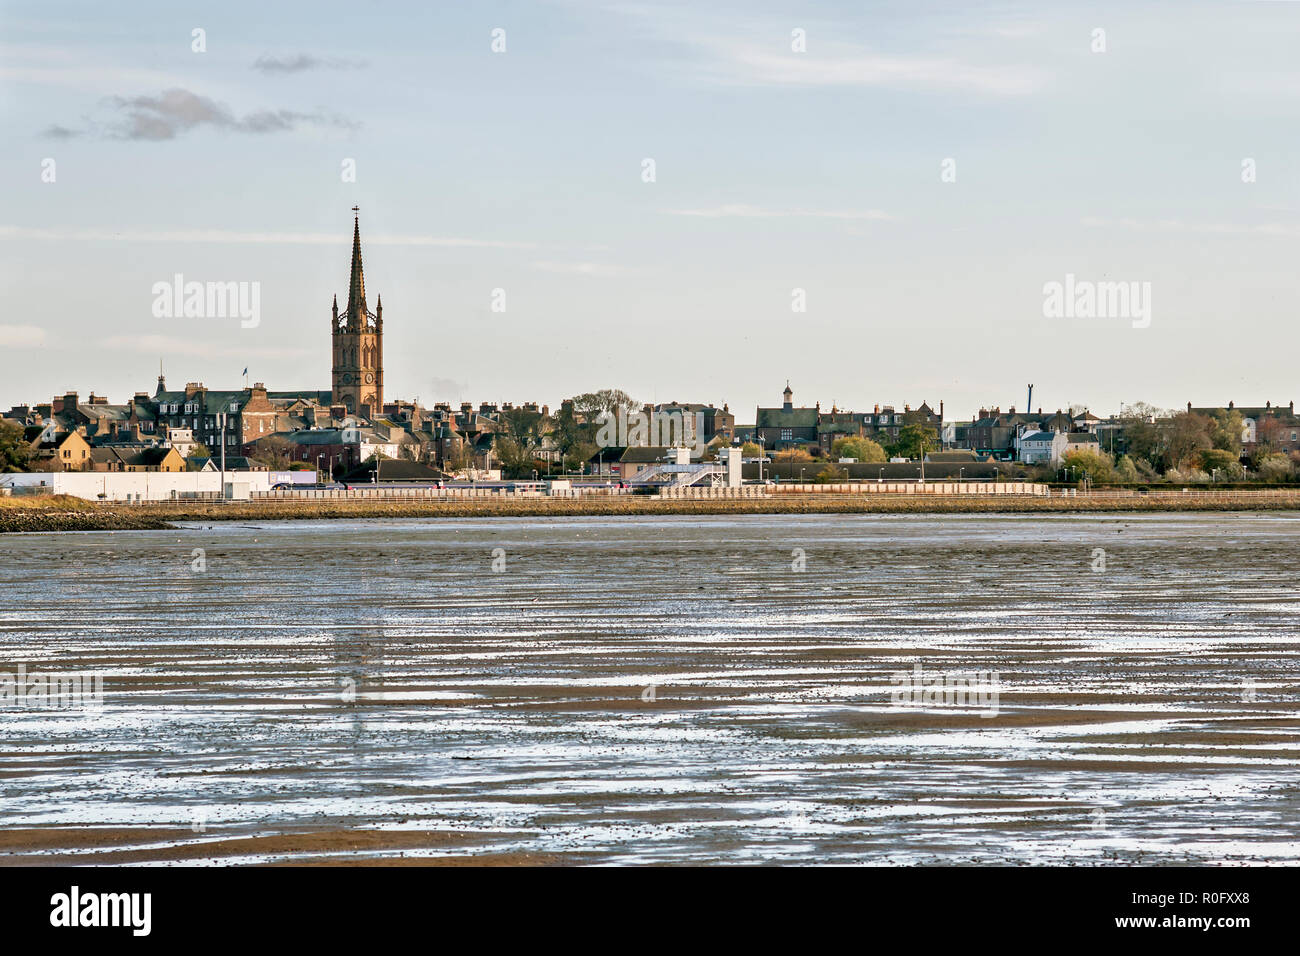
0, 325, 46, 348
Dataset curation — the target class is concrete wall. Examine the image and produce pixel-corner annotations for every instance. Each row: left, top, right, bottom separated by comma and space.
0, 471, 274, 501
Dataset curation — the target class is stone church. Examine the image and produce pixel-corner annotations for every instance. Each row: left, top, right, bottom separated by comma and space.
331, 209, 384, 420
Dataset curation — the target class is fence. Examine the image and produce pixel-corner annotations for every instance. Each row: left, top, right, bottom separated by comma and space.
766, 481, 1048, 496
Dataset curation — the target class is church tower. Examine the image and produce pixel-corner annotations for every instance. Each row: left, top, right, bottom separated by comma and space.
331, 208, 384, 420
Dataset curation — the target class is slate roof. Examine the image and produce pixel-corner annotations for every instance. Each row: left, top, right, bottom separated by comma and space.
755, 407, 819, 428
620, 446, 672, 463
338, 459, 448, 483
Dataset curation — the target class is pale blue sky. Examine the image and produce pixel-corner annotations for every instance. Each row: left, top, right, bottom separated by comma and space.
3, 0, 1300, 419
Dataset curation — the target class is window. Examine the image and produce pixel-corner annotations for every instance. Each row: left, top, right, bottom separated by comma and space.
781, 429, 792, 441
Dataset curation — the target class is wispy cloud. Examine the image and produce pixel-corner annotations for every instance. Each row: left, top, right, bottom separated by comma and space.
666, 204, 894, 221
0, 226, 536, 249
588, 5, 1044, 96
694, 40, 1044, 96
253, 54, 368, 74
44, 88, 359, 141
0, 325, 46, 348
1082, 216, 1300, 238
39, 124, 81, 139
100, 88, 358, 140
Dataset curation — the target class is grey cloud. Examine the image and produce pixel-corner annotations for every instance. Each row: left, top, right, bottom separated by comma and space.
253, 54, 367, 74
98, 88, 357, 140
40, 124, 82, 139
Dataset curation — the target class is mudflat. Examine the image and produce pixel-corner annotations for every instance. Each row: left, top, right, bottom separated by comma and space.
2, 513, 1298, 865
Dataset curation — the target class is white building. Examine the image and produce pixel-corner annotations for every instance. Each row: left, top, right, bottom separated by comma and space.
1016, 429, 1068, 465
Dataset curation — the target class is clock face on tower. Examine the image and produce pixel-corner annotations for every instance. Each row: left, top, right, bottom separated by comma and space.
341, 373, 353, 385
365, 373, 374, 384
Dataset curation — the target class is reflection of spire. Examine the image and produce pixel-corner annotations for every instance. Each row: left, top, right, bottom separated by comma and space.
346, 208, 367, 323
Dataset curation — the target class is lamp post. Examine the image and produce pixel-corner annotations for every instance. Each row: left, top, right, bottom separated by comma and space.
217, 412, 226, 498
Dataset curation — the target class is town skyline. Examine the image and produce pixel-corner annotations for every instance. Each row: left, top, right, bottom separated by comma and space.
6, 0, 1300, 416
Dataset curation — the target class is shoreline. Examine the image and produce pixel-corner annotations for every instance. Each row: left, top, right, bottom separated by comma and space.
5, 493, 1300, 532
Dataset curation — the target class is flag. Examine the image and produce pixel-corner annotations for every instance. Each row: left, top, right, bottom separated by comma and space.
242, 367, 248, 376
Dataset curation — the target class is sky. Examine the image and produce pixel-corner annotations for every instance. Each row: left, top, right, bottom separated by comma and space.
3, 0, 1300, 421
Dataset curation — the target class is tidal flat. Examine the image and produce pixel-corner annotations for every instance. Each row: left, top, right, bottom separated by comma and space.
2, 513, 1298, 865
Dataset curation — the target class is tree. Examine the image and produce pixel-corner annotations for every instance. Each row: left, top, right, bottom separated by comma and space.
740, 441, 762, 458
1199, 448, 1241, 480
549, 402, 589, 462
571, 389, 639, 420
443, 439, 476, 475
814, 464, 847, 483
891, 423, 938, 460
1114, 454, 1139, 483
831, 435, 886, 463
493, 436, 541, 478
1163, 412, 1213, 472
1254, 416, 1286, 464
562, 441, 597, 473
1062, 449, 1114, 483
1257, 453, 1293, 483
248, 434, 294, 471
773, 447, 814, 462
1209, 409, 1244, 455
0, 420, 32, 472
188, 442, 212, 458
1116, 403, 1167, 470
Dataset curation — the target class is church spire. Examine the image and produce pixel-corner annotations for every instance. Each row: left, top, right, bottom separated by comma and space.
345, 207, 367, 323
